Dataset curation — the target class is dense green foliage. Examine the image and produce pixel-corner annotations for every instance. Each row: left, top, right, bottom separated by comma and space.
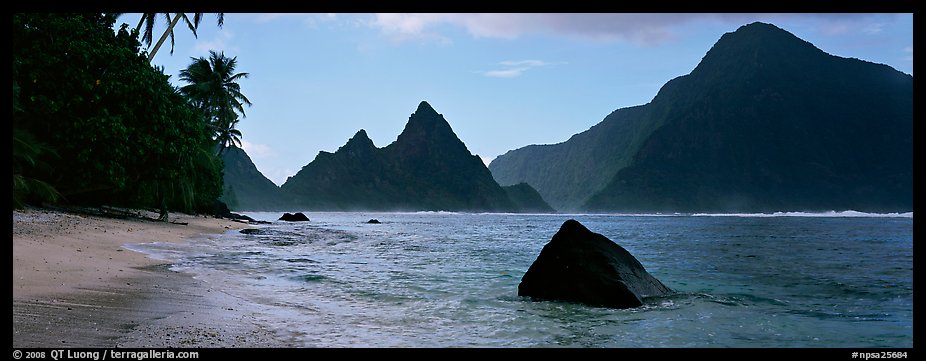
280, 102, 521, 212
12, 13, 223, 213
585, 23, 912, 212
492, 22, 912, 213
489, 104, 664, 211
220, 145, 288, 211
501, 183, 555, 213
12, 128, 61, 208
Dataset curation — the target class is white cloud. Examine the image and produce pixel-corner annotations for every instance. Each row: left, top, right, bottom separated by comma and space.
499, 60, 549, 67
193, 30, 236, 53
371, 13, 666, 43
369, 13, 890, 45
254, 13, 297, 23
240, 139, 275, 159
813, 15, 899, 36
481, 59, 562, 78
818, 22, 852, 36
369, 13, 454, 43
372, 13, 444, 35
483, 67, 531, 78
368, 13, 706, 44
250, 13, 338, 27
370, 13, 674, 42
302, 13, 341, 28
862, 22, 885, 34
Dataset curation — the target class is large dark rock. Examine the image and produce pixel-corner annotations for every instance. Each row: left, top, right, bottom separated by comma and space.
279, 212, 310, 222
212, 199, 233, 217
519, 219, 672, 308
211, 200, 265, 223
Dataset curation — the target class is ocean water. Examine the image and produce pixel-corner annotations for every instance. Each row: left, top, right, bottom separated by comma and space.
128, 212, 913, 347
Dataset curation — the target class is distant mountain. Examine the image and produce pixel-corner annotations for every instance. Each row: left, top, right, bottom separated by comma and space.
502, 183, 555, 213
280, 101, 520, 211
220, 146, 287, 211
489, 104, 661, 211
492, 22, 912, 213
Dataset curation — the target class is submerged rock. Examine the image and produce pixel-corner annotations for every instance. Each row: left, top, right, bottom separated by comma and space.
278, 212, 310, 222
366, 219, 381, 224
518, 219, 672, 308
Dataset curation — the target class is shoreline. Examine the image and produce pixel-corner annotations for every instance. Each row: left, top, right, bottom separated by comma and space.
12, 207, 287, 347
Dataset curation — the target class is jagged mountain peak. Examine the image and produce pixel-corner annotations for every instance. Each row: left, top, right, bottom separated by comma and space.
353, 128, 370, 140
713, 21, 820, 54
391, 101, 470, 157
691, 21, 826, 79
415, 100, 438, 116
490, 21, 911, 213
279, 102, 526, 211
402, 100, 453, 134
337, 129, 376, 153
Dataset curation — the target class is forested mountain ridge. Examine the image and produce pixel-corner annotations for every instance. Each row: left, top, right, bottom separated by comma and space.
280, 102, 528, 212
491, 22, 912, 213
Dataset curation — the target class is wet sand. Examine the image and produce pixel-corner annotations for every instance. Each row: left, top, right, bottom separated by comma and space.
12, 208, 290, 347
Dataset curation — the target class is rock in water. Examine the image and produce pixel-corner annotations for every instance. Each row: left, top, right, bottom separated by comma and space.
367, 219, 381, 224
212, 200, 262, 223
518, 219, 672, 308
279, 212, 310, 222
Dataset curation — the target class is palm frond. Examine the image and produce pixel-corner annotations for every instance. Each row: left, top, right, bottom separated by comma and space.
181, 13, 198, 38
13, 174, 62, 209
179, 48, 251, 151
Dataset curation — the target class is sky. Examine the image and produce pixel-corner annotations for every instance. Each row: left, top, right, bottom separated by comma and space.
116, 13, 914, 186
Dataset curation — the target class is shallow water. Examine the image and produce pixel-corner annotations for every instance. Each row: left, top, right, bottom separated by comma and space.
128, 212, 913, 347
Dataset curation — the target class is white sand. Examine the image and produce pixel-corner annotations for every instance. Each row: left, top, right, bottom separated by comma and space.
12, 207, 289, 347
13, 208, 244, 298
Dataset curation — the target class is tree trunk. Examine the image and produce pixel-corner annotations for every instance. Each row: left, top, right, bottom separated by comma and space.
156, 180, 169, 222
148, 13, 182, 62
158, 196, 169, 222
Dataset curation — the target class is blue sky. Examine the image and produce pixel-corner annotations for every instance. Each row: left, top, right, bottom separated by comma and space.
117, 13, 913, 186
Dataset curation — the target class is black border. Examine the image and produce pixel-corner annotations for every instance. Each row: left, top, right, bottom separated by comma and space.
10, 1, 919, 356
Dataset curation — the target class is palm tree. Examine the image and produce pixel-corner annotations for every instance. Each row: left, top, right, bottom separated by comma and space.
179, 50, 251, 154
215, 112, 244, 153
132, 13, 169, 50
149, 13, 224, 61
121, 13, 224, 61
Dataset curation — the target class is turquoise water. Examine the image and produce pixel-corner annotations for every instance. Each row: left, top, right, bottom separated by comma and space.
130, 212, 913, 347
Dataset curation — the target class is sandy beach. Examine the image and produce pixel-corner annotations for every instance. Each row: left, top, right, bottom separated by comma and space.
12, 207, 288, 347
